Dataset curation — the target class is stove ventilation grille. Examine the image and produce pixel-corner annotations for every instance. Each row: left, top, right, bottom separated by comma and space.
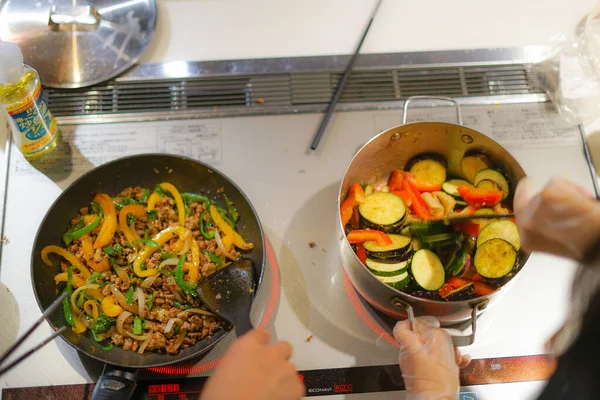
44, 63, 542, 119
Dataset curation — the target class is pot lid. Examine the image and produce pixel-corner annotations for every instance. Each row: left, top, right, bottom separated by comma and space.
0, 0, 157, 89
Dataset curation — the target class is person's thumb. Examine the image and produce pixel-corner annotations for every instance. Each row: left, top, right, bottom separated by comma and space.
243, 329, 272, 344
393, 320, 421, 354
514, 177, 537, 217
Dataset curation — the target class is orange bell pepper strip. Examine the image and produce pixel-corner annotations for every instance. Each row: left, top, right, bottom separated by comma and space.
460, 221, 480, 237
457, 186, 502, 208
439, 277, 473, 298
474, 282, 495, 296
81, 235, 110, 272
412, 181, 442, 192
404, 174, 432, 220
147, 192, 161, 210
83, 300, 99, 319
134, 226, 192, 277
119, 204, 146, 243
356, 243, 367, 264
92, 193, 117, 249
391, 191, 412, 207
42, 245, 91, 279
159, 183, 186, 226
350, 207, 360, 230
340, 183, 365, 227
347, 229, 392, 246
102, 295, 124, 317
472, 273, 484, 282
209, 205, 254, 250
388, 169, 404, 192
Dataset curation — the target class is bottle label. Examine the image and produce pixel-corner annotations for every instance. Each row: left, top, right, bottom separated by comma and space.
6, 83, 58, 155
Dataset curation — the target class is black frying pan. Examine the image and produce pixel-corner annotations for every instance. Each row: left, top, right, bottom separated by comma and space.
30, 154, 265, 399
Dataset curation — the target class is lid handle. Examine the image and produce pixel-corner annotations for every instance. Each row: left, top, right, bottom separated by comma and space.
48, 5, 101, 32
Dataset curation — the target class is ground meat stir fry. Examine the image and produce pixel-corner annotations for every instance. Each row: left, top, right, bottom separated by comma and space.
44, 183, 253, 354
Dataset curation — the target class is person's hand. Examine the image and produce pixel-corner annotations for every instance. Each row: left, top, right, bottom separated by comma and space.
393, 316, 470, 400
514, 176, 600, 261
201, 329, 305, 400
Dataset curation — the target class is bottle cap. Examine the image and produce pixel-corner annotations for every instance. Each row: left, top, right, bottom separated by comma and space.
0, 42, 25, 85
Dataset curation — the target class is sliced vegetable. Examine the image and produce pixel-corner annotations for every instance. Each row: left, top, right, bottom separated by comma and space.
356, 243, 367, 264
181, 192, 211, 205
224, 195, 240, 223
125, 286, 135, 305
90, 314, 116, 334
209, 205, 254, 250
358, 192, 406, 233
103, 244, 124, 257
203, 250, 223, 267
41, 245, 91, 278
391, 191, 412, 207
473, 169, 510, 200
477, 220, 520, 250
404, 175, 433, 220
63, 203, 103, 245
439, 276, 473, 298
457, 186, 502, 207
474, 238, 517, 278
340, 183, 366, 227
92, 193, 117, 249
461, 154, 493, 183
388, 169, 405, 192
410, 249, 445, 291
159, 183, 186, 226
119, 204, 146, 244
475, 179, 500, 192
363, 234, 411, 258
102, 295, 124, 317
140, 189, 151, 203
199, 211, 215, 240
114, 197, 141, 211
377, 271, 410, 290
445, 249, 467, 276
175, 255, 198, 297
347, 229, 392, 246
442, 179, 473, 198
409, 159, 447, 186
133, 317, 143, 335
366, 259, 409, 277
474, 281, 496, 296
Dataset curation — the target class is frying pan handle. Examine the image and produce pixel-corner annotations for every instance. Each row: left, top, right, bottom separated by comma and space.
402, 96, 463, 125
91, 366, 138, 400
391, 298, 488, 347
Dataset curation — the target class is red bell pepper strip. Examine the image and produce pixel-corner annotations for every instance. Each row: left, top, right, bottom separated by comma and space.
351, 206, 360, 230
391, 191, 412, 207
439, 276, 473, 298
404, 174, 432, 220
340, 183, 365, 227
347, 229, 393, 246
472, 273, 484, 282
474, 282, 495, 296
457, 186, 502, 208
460, 221, 480, 237
356, 243, 367, 264
388, 169, 404, 192
411, 181, 442, 192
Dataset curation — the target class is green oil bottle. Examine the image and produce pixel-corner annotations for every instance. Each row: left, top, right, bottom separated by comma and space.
0, 42, 60, 160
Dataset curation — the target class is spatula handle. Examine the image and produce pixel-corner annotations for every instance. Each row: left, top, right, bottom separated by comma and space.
234, 303, 254, 337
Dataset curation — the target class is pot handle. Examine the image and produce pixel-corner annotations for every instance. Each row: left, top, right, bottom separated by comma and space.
91, 366, 138, 400
402, 96, 463, 125
391, 298, 488, 347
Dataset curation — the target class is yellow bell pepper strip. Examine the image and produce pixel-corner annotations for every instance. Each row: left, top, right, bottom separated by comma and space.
62, 203, 103, 246
209, 205, 254, 250
119, 204, 146, 243
134, 226, 192, 277
83, 300, 99, 318
81, 235, 110, 272
175, 256, 198, 297
147, 192, 161, 210
170, 229, 192, 252
92, 193, 117, 249
222, 234, 234, 252
102, 295, 124, 317
72, 313, 87, 334
42, 245, 91, 279
159, 182, 185, 226
183, 262, 200, 283
54, 272, 86, 288
191, 239, 200, 267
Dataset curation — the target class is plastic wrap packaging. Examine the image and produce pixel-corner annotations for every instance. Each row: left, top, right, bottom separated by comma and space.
534, 2, 600, 125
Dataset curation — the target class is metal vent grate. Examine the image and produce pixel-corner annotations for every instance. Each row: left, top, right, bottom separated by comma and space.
44, 61, 544, 119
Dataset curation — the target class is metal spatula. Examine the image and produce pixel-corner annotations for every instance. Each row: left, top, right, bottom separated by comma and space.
195, 258, 256, 337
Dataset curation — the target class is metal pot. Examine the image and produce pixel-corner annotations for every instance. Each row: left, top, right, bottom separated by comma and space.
338, 96, 529, 346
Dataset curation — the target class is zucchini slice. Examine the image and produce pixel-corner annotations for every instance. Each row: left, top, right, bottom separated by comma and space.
476, 179, 500, 192
410, 249, 445, 291
445, 249, 467, 276
472, 208, 496, 230
378, 271, 410, 290
461, 154, 493, 183
473, 169, 510, 199
364, 234, 412, 259
359, 192, 406, 233
442, 179, 473, 198
474, 238, 517, 278
477, 220, 520, 250
366, 259, 409, 277
409, 159, 447, 185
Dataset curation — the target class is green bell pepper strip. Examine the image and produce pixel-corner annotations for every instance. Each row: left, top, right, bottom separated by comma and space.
102, 344, 114, 351
175, 256, 198, 298
203, 250, 222, 267
154, 184, 166, 197
62, 266, 75, 326
140, 189, 151, 203
87, 271, 103, 284
133, 317, 143, 335
199, 211, 215, 239
224, 195, 239, 223
181, 193, 211, 205
62, 204, 103, 245
217, 207, 235, 228
146, 292, 154, 311
125, 286, 135, 305
130, 239, 160, 249
114, 196, 141, 211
